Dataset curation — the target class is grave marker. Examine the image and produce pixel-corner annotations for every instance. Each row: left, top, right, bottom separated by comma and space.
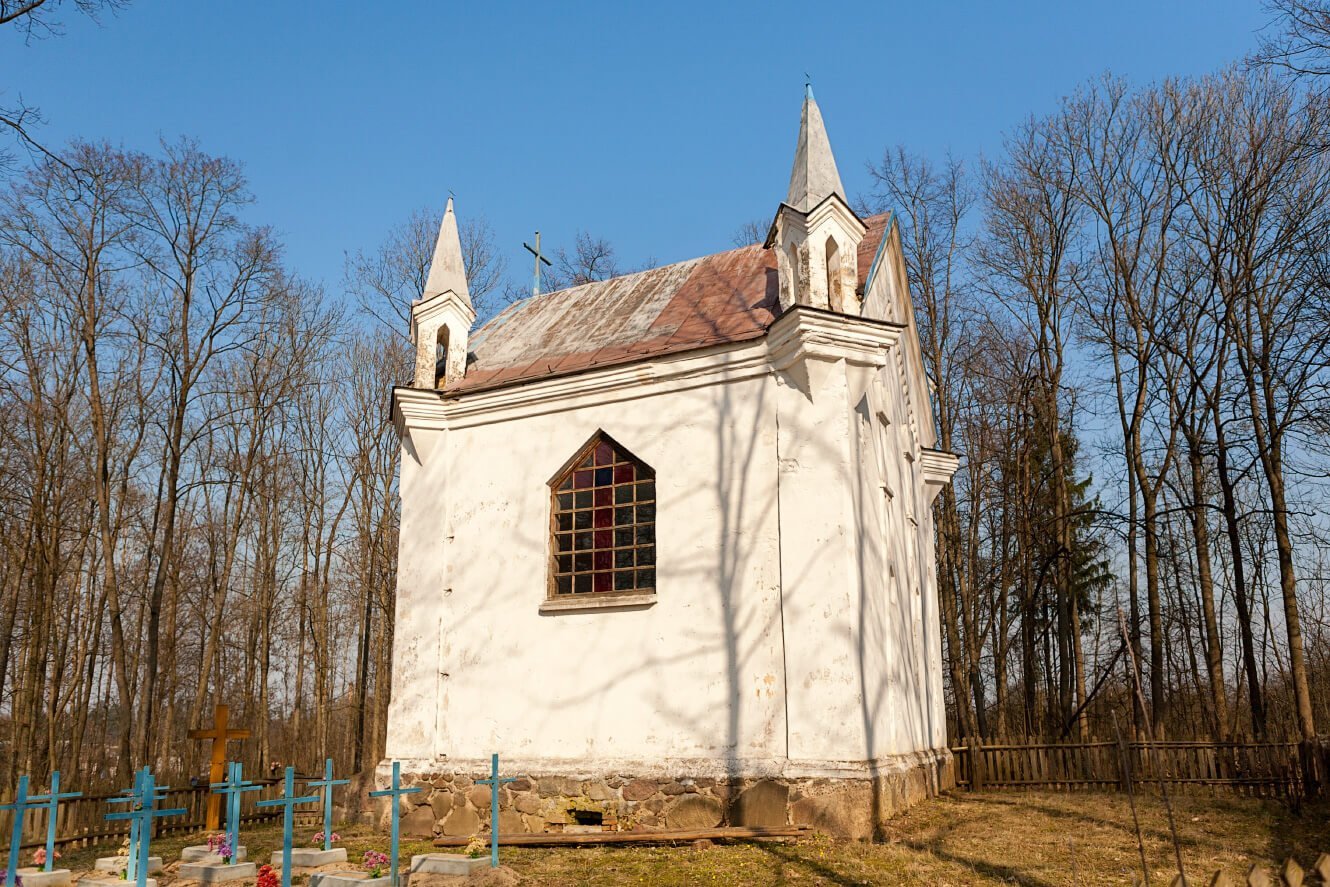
188, 705, 250, 831
2, 775, 32, 887
255, 767, 317, 887
29, 771, 80, 873
368, 761, 422, 887
307, 759, 349, 853
476, 755, 517, 869
105, 770, 187, 887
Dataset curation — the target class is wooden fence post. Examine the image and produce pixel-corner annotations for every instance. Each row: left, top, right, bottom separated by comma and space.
970, 738, 985, 792
1117, 733, 1132, 794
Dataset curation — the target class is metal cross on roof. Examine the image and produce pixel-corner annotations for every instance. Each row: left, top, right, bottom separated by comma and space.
523, 232, 552, 297
212, 761, 262, 865
106, 769, 187, 887
368, 761, 422, 887
28, 771, 81, 873
476, 754, 517, 869
256, 766, 318, 887
306, 759, 349, 852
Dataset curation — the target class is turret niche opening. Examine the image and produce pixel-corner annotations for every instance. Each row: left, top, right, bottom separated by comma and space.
434, 326, 450, 389
787, 243, 802, 304
826, 236, 844, 313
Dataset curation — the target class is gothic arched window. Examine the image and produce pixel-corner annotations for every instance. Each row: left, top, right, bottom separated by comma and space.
550, 433, 656, 597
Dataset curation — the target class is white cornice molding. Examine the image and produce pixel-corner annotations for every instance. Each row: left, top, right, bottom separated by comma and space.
920, 448, 960, 486
391, 338, 772, 435
392, 386, 450, 463
766, 306, 902, 371
392, 310, 911, 439
409, 290, 476, 343
765, 194, 868, 248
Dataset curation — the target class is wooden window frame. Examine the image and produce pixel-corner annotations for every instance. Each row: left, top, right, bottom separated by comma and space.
546, 431, 656, 607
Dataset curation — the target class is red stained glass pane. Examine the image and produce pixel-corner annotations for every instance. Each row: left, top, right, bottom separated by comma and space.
553, 434, 657, 596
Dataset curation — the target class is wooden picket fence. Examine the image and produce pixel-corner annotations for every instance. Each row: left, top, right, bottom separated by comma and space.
950, 739, 1314, 798
1187, 851, 1330, 885
0, 778, 320, 852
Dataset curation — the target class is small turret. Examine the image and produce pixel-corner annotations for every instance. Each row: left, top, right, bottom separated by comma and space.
767, 87, 867, 314
410, 198, 475, 389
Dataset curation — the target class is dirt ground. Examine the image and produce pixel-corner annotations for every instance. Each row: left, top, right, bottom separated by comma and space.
44, 789, 1330, 886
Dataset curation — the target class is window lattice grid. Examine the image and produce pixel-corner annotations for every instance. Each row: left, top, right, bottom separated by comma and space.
551, 438, 655, 595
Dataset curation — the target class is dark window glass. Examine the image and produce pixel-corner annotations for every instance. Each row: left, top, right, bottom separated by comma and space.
550, 434, 657, 596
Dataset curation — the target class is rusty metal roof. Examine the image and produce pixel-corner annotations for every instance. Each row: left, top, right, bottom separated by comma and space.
452, 213, 891, 394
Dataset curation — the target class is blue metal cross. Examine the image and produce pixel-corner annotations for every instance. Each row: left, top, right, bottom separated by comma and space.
305, 759, 349, 852
256, 766, 317, 887
28, 771, 81, 872
2, 775, 34, 887
106, 770, 187, 887
211, 762, 261, 864
476, 755, 517, 869
108, 768, 174, 884
107, 769, 146, 884
367, 761, 421, 887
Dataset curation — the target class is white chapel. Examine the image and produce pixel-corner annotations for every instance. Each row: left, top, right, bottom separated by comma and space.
384, 89, 959, 840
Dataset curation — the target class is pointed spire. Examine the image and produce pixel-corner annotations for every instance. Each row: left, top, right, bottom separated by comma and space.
785, 88, 846, 213
423, 197, 470, 306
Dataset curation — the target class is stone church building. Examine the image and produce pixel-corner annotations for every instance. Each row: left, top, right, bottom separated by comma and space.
384, 89, 958, 839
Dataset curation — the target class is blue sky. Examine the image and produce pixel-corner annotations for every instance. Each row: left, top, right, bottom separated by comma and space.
1, 0, 1270, 298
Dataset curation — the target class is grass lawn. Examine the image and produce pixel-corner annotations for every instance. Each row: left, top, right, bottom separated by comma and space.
49, 790, 1330, 886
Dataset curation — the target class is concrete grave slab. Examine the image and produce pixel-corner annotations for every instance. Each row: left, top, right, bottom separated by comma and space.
176, 862, 258, 884
181, 845, 248, 863
14, 868, 72, 887
308, 873, 388, 887
93, 857, 163, 874
271, 848, 347, 867
409, 854, 488, 877
84, 879, 157, 887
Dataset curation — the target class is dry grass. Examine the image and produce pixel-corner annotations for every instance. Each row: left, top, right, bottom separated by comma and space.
49, 790, 1330, 886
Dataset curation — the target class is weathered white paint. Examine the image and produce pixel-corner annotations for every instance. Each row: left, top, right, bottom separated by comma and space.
384, 90, 957, 785
388, 305, 954, 777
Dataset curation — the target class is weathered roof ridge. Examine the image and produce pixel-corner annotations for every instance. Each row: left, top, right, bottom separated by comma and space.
454, 214, 890, 396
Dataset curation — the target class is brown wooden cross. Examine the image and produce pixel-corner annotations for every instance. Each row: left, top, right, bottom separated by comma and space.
188, 704, 250, 831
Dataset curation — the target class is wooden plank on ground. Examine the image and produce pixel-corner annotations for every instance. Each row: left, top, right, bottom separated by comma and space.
432, 825, 813, 847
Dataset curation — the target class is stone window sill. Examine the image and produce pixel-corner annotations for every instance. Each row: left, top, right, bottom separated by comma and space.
539, 592, 657, 614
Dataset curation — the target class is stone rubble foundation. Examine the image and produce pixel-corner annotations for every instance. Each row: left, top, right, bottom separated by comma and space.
384, 749, 952, 842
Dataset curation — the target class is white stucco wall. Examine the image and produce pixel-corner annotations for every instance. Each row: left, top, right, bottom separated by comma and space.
386, 304, 951, 779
